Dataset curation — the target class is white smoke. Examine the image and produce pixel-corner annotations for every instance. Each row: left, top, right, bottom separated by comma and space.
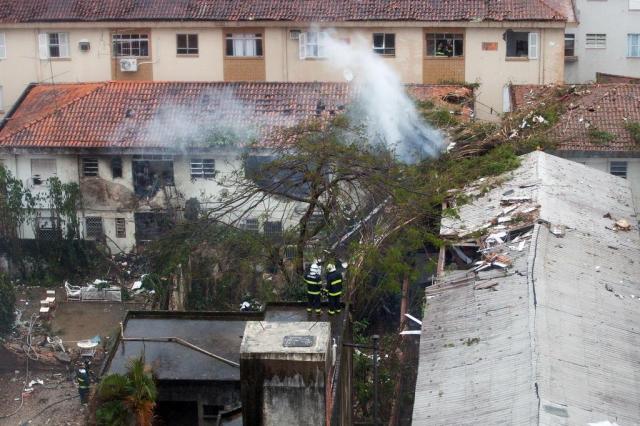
324, 33, 445, 162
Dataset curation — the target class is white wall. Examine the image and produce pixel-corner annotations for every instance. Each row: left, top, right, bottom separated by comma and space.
565, 0, 640, 83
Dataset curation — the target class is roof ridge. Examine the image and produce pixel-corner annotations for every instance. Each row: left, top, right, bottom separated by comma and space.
0, 82, 109, 143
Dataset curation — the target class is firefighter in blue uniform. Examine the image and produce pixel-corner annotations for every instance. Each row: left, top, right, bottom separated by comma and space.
76, 367, 90, 404
325, 263, 344, 315
304, 261, 323, 315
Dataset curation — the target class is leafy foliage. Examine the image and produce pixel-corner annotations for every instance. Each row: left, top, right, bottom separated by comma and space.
0, 274, 16, 336
588, 127, 616, 145
625, 121, 640, 144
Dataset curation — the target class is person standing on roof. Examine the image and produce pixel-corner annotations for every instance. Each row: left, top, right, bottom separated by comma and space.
304, 260, 323, 315
325, 262, 344, 315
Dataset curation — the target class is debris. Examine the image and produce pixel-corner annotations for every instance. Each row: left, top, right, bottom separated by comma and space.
517, 241, 526, 252
605, 283, 613, 292
28, 379, 44, 387
475, 281, 499, 290
603, 212, 612, 219
497, 216, 512, 223
614, 219, 631, 231
550, 224, 565, 237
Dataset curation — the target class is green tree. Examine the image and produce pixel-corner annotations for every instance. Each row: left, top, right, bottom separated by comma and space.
0, 274, 16, 336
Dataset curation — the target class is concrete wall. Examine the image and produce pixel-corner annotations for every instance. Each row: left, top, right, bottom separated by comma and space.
561, 154, 640, 212
565, 0, 640, 83
465, 27, 565, 120
0, 22, 566, 120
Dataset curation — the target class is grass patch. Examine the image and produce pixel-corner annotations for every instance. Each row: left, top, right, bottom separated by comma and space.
424, 108, 459, 127
588, 127, 615, 145
625, 121, 640, 144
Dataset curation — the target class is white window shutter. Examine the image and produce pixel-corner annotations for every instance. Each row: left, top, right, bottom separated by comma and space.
299, 32, 307, 59
528, 32, 539, 60
59, 33, 70, 58
38, 33, 49, 59
0, 33, 5, 59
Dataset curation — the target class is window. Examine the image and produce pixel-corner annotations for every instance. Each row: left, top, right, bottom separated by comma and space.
264, 221, 283, 240
38, 33, 69, 59
565, 34, 576, 57
225, 33, 263, 57
299, 31, 328, 59
37, 217, 61, 240
190, 158, 216, 179
115, 218, 126, 238
111, 157, 123, 178
373, 33, 395, 55
85, 217, 104, 239
112, 34, 149, 57
177, 34, 198, 55
0, 86, 4, 113
82, 158, 99, 177
610, 161, 628, 178
505, 31, 538, 59
0, 33, 6, 59
628, 34, 640, 57
426, 33, 463, 57
31, 159, 57, 185
586, 34, 606, 49
630, 0, 640, 10
242, 218, 259, 233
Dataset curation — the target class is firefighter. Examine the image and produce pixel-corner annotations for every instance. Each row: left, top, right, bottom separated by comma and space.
76, 367, 90, 404
304, 260, 323, 315
325, 263, 344, 315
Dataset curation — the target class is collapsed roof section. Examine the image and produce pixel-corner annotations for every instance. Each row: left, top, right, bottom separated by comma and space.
414, 152, 640, 425
0, 81, 472, 151
510, 83, 640, 154
0, 0, 574, 24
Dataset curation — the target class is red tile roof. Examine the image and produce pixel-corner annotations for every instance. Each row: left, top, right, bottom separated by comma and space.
0, 0, 572, 23
0, 81, 471, 150
511, 84, 640, 153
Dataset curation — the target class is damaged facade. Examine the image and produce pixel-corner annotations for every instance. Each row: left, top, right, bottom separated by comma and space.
413, 151, 640, 424
0, 81, 471, 253
0, 0, 574, 121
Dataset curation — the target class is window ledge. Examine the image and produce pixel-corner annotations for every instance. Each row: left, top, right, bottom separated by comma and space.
177, 54, 200, 58
565, 55, 579, 62
626, 56, 640, 59
224, 56, 264, 60
424, 56, 464, 60
505, 57, 529, 62
42, 57, 71, 61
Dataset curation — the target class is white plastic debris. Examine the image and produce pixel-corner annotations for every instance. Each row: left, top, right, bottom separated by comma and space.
498, 216, 512, 223
131, 281, 143, 290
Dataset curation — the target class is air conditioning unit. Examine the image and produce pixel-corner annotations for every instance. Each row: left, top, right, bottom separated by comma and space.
119, 58, 138, 72
289, 29, 301, 40
78, 39, 91, 52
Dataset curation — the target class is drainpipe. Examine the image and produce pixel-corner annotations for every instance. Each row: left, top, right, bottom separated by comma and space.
538, 29, 545, 85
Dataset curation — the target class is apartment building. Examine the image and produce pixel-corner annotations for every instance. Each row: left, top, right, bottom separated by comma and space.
0, 0, 573, 121
564, 0, 640, 83
0, 81, 470, 253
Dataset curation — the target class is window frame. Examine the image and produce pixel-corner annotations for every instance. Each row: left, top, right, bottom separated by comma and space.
112, 33, 150, 57
115, 218, 126, 238
299, 31, 328, 59
585, 33, 607, 49
609, 161, 628, 178
111, 157, 123, 179
225, 33, 263, 57
504, 31, 538, 59
38, 32, 70, 59
85, 216, 104, 239
628, 34, 640, 58
0, 33, 6, 59
190, 158, 216, 179
264, 220, 283, 240
425, 33, 464, 57
82, 158, 99, 177
373, 33, 396, 56
177, 33, 199, 55
564, 33, 576, 57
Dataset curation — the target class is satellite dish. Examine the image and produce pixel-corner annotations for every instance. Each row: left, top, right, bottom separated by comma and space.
343, 68, 354, 82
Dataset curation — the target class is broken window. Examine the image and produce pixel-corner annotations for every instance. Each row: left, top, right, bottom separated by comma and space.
299, 31, 328, 59
82, 158, 99, 177
134, 212, 173, 242
586, 33, 606, 49
565, 34, 576, 57
190, 158, 216, 179
226, 33, 263, 57
31, 158, 57, 185
111, 157, 123, 179
112, 34, 149, 57
373, 33, 395, 55
505, 31, 538, 59
426, 33, 463, 57
132, 155, 174, 197
85, 216, 104, 239
177, 34, 199, 55
610, 161, 628, 178
264, 221, 283, 240
115, 218, 126, 238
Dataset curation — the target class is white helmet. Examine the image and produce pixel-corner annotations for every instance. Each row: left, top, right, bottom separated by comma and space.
310, 263, 321, 275
326, 263, 336, 273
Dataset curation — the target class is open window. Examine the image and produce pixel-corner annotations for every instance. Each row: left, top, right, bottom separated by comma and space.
426, 33, 464, 57
111, 157, 123, 178
132, 155, 174, 197
505, 31, 538, 59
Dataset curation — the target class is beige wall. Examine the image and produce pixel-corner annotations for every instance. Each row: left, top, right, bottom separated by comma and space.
466, 27, 565, 120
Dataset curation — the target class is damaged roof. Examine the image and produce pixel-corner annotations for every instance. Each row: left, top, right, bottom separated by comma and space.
0, 0, 573, 23
510, 84, 640, 153
0, 81, 471, 150
413, 152, 640, 425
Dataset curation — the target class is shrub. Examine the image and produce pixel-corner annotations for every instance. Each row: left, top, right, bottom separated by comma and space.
588, 127, 616, 145
624, 121, 640, 144
0, 275, 16, 336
